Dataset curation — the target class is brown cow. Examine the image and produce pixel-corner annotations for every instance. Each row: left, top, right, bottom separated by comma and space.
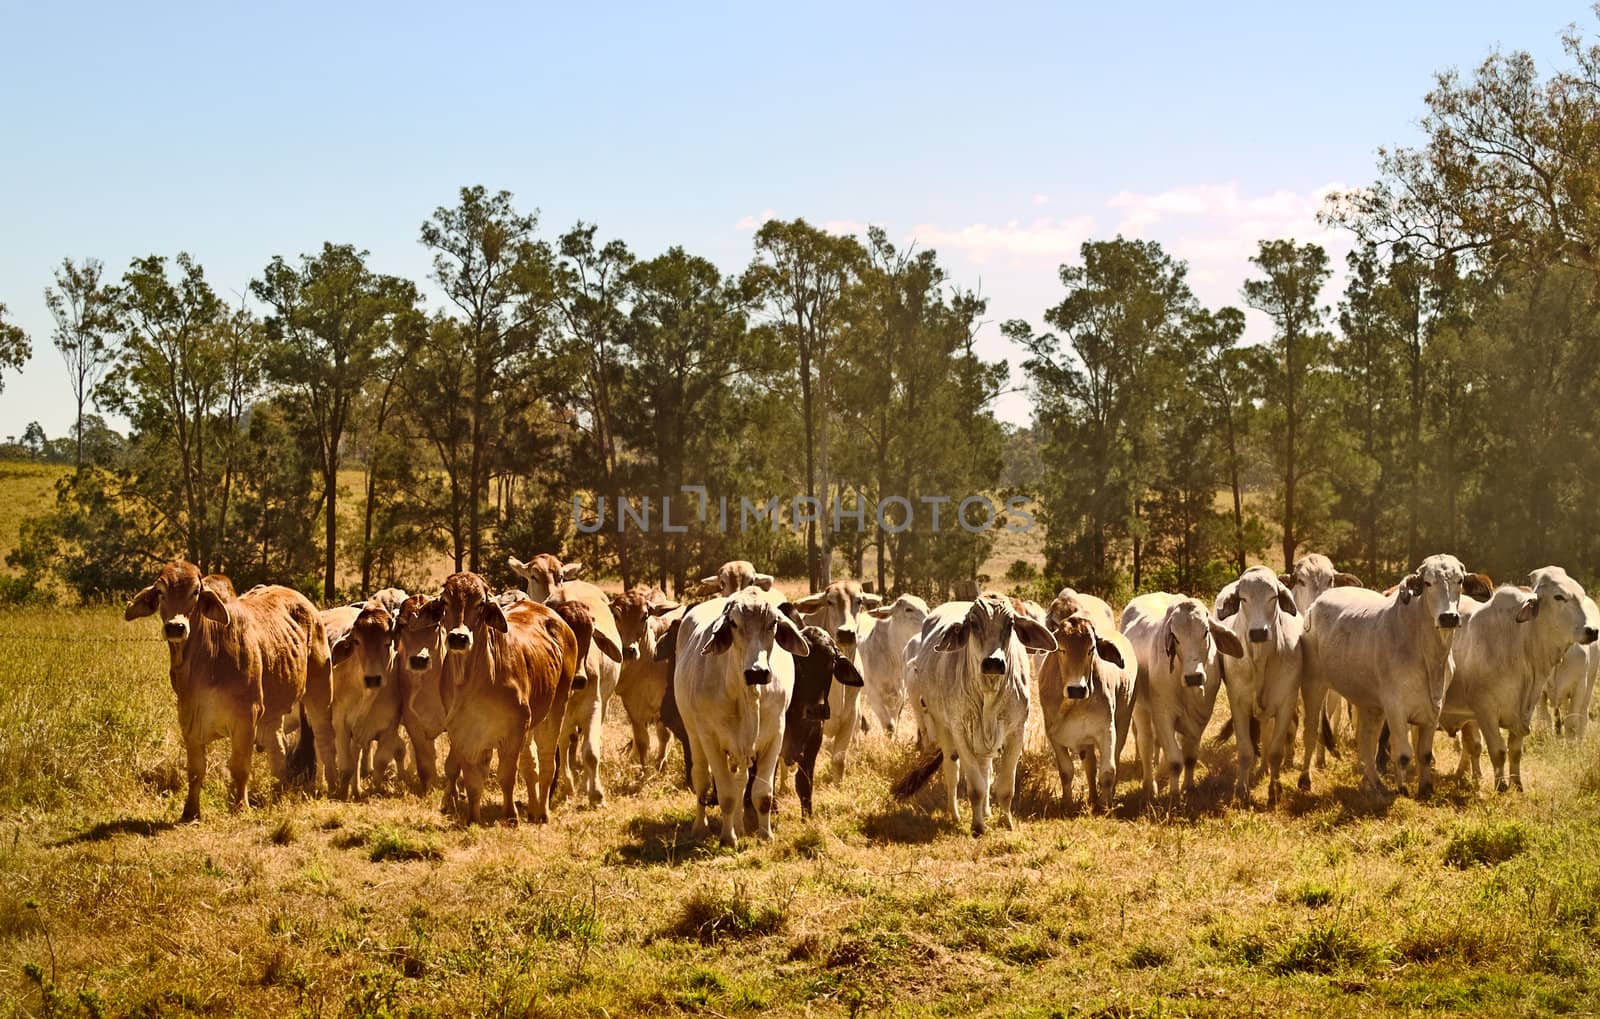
393, 594, 448, 793
421, 572, 578, 824
125, 561, 334, 821
610, 586, 683, 768
327, 603, 409, 798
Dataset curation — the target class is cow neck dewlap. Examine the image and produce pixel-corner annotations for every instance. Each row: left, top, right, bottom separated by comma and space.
168, 612, 231, 685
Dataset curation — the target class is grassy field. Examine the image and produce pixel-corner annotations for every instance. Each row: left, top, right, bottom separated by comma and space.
0, 462, 69, 569
4, 608, 1600, 1016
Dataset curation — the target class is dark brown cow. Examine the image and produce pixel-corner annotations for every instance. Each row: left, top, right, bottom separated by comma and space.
420, 572, 578, 824
125, 561, 333, 821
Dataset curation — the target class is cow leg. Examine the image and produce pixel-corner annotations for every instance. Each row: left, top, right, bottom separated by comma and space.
581, 710, 606, 807
1354, 706, 1385, 792
1133, 703, 1157, 802
1082, 747, 1099, 813
827, 685, 861, 783
750, 741, 781, 842
375, 726, 407, 792
181, 735, 207, 822
498, 732, 526, 826
1156, 717, 1184, 803
299, 687, 338, 797
626, 710, 653, 769
965, 753, 995, 837
650, 721, 671, 770
459, 753, 485, 825
993, 735, 1024, 830
1413, 722, 1438, 799
256, 709, 290, 781
333, 709, 358, 800
1381, 706, 1415, 795
227, 714, 255, 814
1507, 727, 1526, 793
1297, 675, 1328, 791
796, 728, 823, 818
440, 746, 462, 818
1223, 677, 1254, 802
686, 730, 713, 838
1457, 724, 1482, 785
709, 748, 743, 849
527, 713, 563, 822
1050, 741, 1075, 812
940, 752, 962, 827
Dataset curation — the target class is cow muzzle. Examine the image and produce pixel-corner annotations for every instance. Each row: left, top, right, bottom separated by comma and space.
980, 652, 1006, 676
744, 665, 771, 686
408, 651, 430, 671
835, 627, 856, 646
1183, 671, 1205, 688
1583, 626, 1599, 645
1437, 612, 1460, 629
572, 670, 588, 691
1067, 680, 1090, 700
623, 644, 639, 661
801, 703, 830, 721
446, 628, 471, 652
1248, 626, 1269, 643
363, 674, 383, 689
163, 618, 189, 641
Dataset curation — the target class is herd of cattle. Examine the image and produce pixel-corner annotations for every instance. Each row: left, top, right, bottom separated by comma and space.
122, 551, 1600, 843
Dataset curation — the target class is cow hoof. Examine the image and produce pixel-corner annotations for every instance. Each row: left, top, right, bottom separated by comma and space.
1496, 779, 1509, 793
180, 808, 200, 824
1297, 774, 1312, 792
1417, 782, 1433, 800
1513, 779, 1524, 793
971, 824, 986, 838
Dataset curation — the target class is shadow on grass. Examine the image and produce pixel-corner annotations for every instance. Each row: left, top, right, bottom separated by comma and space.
859, 802, 946, 844
606, 812, 708, 865
56, 817, 176, 846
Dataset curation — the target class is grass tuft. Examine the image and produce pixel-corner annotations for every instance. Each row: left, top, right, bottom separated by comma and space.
667, 881, 788, 945
1443, 819, 1530, 869
1272, 919, 1382, 974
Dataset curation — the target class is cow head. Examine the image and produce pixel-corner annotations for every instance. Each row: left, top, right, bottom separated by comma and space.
609, 586, 681, 661
700, 587, 811, 685
1049, 612, 1124, 700
1521, 567, 1598, 644
506, 553, 583, 602
792, 580, 882, 651
125, 561, 233, 643
1217, 566, 1298, 644
790, 626, 865, 722
1279, 553, 1364, 616
1395, 554, 1489, 633
1161, 598, 1243, 687
431, 572, 504, 655
867, 593, 930, 627
394, 594, 446, 675
699, 560, 776, 597
331, 604, 398, 689
934, 593, 1056, 676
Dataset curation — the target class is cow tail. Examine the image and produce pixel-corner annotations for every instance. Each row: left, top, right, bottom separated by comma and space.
1212, 716, 1236, 746
1321, 709, 1339, 759
287, 703, 318, 784
891, 749, 945, 800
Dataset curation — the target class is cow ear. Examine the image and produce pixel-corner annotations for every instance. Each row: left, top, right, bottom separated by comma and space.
330, 635, 356, 667
1210, 619, 1246, 658
1277, 572, 1293, 588
859, 592, 884, 607
775, 616, 811, 657
198, 587, 231, 625
1217, 590, 1240, 620
833, 656, 864, 687
700, 619, 735, 656
649, 601, 681, 616
125, 585, 160, 621
1094, 638, 1125, 670
1334, 571, 1363, 588
1013, 617, 1057, 653
753, 573, 774, 591
420, 597, 446, 624
1276, 586, 1298, 616
792, 592, 828, 613
507, 556, 531, 579
1464, 572, 1494, 600
1516, 595, 1540, 623
482, 601, 510, 633
1164, 629, 1179, 665
591, 628, 623, 662
868, 604, 895, 619
560, 562, 584, 580
934, 623, 967, 653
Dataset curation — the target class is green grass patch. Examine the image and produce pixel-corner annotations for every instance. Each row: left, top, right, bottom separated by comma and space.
1443, 819, 1531, 869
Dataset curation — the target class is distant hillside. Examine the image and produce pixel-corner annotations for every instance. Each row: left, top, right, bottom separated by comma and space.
0, 462, 69, 571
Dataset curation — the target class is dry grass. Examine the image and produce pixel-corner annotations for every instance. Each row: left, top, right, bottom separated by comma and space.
3, 608, 1600, 1015
0, 462, 69, 572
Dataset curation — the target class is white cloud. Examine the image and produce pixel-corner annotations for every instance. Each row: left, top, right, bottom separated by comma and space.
821, 218, 869, 237
734, 208, 777, 230
1032, 193, 1050, 206
905, 216, 1097, 263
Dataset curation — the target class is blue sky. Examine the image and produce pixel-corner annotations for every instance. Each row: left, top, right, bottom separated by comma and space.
0, 1, 1587, 437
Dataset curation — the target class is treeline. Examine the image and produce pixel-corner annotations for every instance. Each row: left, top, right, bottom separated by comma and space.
6, 20, 1600, 606
1008, 20, 1600, 599
1, 199, 1007, 603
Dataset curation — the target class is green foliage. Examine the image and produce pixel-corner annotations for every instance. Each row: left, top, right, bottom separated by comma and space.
1443, 820, 1531, 869
0, 302, 31, 394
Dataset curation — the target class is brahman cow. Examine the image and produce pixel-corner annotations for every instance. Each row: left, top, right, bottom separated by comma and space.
1282, 554, 1363, 763
125, 561, 334, 821
1214, 566, 1304, 804
1444, 568, 1597, 791
1037, 611, 1135, 811
697, 560, 776, 597
792, 579, 883, 780
675, 587, 811, 847
893, 594, 1056, 835
327, 602, 408, 798
1544, 593, 1600, 738
392, 594, 448, 793
1297, 554, 1491, 798
423, 571, 578, 824
1123, 593, 1243, 803
610, 586, 683, 768
505, 553, 586, 601
856, 594, 929, 736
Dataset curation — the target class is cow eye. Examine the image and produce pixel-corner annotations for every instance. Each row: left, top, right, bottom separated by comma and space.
1554, 594, 1568, 602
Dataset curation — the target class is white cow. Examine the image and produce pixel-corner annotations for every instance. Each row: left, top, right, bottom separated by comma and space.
697, 560, 776, 597
792, 580, 883, 780
675, 588, 811, 847
1214, 567, 1304, 804
1281, 554, 1363, 764
857, 594, 930, 735
1298, 554, 1491, 797
1445, 568, 1598, 791
1544, 594, 1600, 738
1047, 587, 1118, 636
893, 594, 1056, 835
1037, 611, 1136, 811
1123, 594, 1244, 802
